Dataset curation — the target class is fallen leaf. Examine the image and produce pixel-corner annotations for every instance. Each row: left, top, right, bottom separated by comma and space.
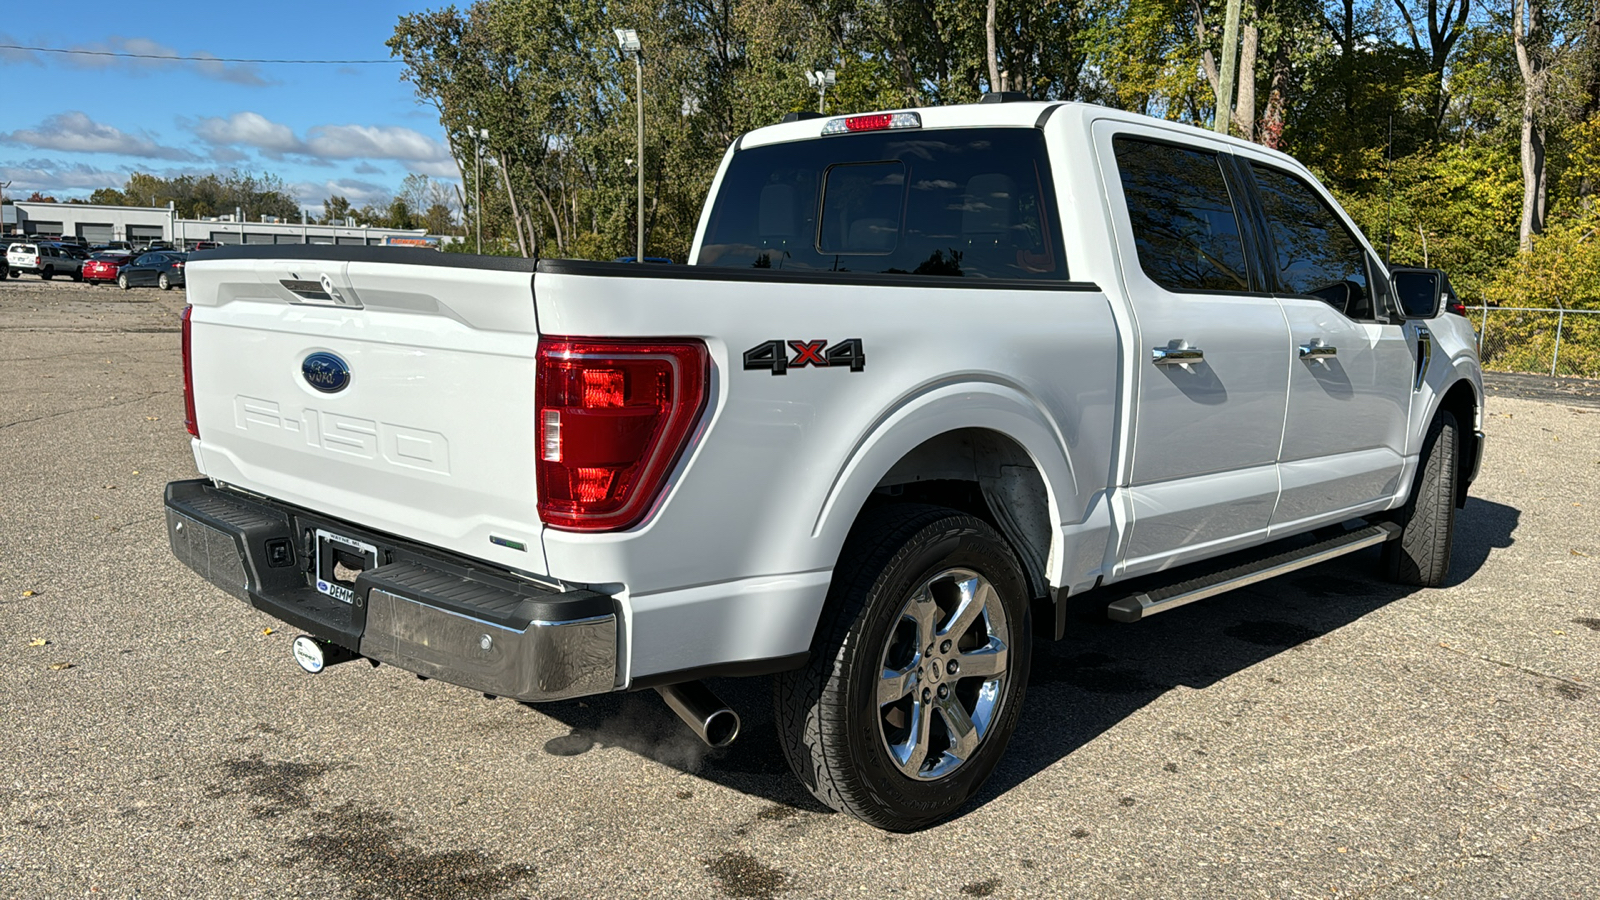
1574, 549, 1591, 557
132, 470, 140, 475
29, 638, 48, 647
1554, 630, 1566, 635
49, 662, 74, 671
214, 649, 228, 655
261, 627, 274, 635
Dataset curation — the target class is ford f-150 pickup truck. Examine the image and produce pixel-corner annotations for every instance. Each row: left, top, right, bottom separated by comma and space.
164, 99, 1483, 831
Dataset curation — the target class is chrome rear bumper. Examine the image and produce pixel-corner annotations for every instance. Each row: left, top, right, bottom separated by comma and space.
164, 479, 617, 702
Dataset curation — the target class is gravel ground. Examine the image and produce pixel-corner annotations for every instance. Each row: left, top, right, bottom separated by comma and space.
2, 276, 1597, 899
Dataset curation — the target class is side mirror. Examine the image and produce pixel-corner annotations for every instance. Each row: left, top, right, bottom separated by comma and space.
1389, 267, 1446, 319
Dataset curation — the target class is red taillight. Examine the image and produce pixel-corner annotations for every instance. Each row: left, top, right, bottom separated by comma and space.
822, 111, 923, 135
181, 305, 198, 437
535, 337, 708, 531
847, 114, 895, 131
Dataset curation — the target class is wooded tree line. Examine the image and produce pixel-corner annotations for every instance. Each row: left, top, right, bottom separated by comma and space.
73, 170, 460, 232
84, 171, 303, 221
387, 0, 1600, 312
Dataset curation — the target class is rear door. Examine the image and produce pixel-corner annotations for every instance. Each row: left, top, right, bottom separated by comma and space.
1093, 122, 1290, 576
185, 253, 550, 575
1241, 161, 1412, 532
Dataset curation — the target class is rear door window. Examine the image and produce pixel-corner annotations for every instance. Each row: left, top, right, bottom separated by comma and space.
699, 127, 1067, 280
1112, 137, 1249, 293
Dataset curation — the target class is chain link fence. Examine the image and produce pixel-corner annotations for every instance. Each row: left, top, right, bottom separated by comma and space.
1471, 306, 1600, 379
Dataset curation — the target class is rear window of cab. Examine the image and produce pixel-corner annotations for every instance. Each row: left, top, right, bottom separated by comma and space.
698, 127, 1068, 280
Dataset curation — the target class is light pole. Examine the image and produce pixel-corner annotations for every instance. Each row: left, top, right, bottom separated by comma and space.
473, 127, 488, 254
615, 28, 644, 263
805, 69, 837, 114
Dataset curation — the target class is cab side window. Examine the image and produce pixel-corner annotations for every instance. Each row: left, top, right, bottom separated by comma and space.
1113, 137, 1249, 293
1249, 164, 1376, 320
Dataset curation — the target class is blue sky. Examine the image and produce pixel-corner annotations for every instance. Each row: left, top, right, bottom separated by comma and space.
0, 2, 457, 215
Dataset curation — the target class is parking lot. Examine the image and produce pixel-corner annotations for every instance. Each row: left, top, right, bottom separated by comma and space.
1, 275, 1596, 899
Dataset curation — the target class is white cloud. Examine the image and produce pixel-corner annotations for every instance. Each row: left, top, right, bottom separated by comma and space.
61, 36, 270, 86
0, 32, 43, 65
1, 112, 199, 161
194, 112, 304, 157
304, 125, 451, 164
1, 161, 135, 193
290, 178, 394, 209
188, 112, 457, 181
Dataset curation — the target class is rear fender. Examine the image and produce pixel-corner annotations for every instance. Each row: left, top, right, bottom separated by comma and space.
810, 380, 1080, 592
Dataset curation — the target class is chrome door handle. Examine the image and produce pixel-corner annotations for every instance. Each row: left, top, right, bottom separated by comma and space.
1298, 339, 1337, 361
1152, 342, 1204, 366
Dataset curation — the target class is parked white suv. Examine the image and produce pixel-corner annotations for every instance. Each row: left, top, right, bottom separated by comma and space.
6, 242, 85, 280
164, 100, 1483, 830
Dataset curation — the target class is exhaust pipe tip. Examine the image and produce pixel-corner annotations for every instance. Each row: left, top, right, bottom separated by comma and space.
655, 681, 740, 748
700, 708, 740, 748
291, 635, 360, 674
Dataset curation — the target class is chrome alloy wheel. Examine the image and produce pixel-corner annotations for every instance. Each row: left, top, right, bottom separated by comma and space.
877, 567, 1010, 780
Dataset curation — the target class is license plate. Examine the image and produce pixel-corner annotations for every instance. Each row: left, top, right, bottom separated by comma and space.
314, 529, 378, 604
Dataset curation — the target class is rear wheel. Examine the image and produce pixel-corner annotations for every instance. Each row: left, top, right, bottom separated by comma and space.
118, 273, 130, 291
158, 273, 171, 291
1383, 410, 1459, 586
775, 504, 1032, 831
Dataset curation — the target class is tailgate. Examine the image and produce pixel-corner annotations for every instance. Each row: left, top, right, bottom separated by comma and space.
184, 250, 549, 575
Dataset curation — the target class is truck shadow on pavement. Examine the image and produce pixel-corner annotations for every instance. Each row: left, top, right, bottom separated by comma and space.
531, 497, 1520, 820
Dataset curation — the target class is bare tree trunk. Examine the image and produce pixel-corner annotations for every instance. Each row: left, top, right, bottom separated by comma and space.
1193, 0, 1221, 97
1235, 7, 1259, 140
536, 185, 565, 254
1260, 41, 1292, 149
1520, 100, 1548, 246
1513, 0, 1548, 249
495, 159, 529, 258
986, 0, 1001, 90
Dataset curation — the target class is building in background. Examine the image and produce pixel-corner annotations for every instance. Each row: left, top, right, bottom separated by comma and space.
9, 201, 432, 249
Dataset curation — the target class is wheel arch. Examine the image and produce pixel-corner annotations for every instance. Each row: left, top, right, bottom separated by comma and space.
1436, 377, 1480, 508
810, 382, 1082, 615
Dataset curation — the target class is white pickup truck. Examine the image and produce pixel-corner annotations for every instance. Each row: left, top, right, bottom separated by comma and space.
165, 100, 1483, 830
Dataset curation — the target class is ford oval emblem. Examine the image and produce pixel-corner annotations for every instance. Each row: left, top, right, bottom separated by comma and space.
302, 352, 351, 393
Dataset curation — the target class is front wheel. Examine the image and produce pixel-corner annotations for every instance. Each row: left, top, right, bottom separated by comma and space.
40, 268, 53, 281
775, 505, 1032, 831
1383, 410, 1459, 586
71, 270, 83, 282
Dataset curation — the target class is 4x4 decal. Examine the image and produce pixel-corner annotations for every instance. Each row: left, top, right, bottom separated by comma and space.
743, 338, 866, 375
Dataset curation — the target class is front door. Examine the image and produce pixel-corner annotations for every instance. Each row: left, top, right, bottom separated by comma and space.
1242, 161, 1412, 532
1095, 124, 1290, 577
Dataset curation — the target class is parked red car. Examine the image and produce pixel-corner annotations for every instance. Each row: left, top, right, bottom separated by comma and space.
82, 252, 134, 285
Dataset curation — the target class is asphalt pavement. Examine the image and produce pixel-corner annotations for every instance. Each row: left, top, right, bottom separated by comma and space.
2, 276, 1597, 899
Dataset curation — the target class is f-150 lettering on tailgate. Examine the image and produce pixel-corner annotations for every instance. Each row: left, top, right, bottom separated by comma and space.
232, 395, 451, 475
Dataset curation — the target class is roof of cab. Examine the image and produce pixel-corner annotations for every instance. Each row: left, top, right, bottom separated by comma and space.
735, 98, 1304, 170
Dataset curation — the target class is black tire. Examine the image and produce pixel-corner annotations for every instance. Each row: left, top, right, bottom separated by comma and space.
774, 504, 1032, 831
118, 273, 130, 291
158, 273, 171, 291
1383, 410, 1459, 586
41, 268, 53, 281
71, 270, 83, 282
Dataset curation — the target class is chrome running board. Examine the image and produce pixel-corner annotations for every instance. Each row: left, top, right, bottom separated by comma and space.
1107, 521, 1401, 623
